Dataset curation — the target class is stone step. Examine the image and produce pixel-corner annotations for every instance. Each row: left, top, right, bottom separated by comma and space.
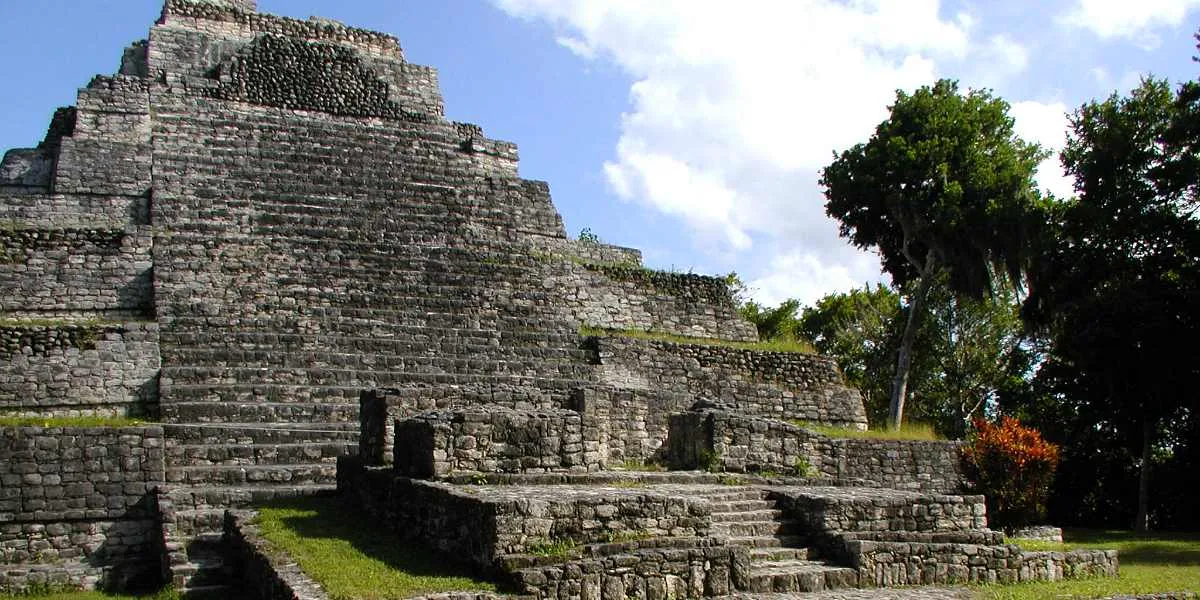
710, 509, 784, 523
173, 534, 234, 590
169, 508, 227, 538
159, 363, 586, 388
725, 535, 808, 549
165, 441, 357, 467
691, 489, 770, 502
160, 400, 359, 424
162, 422, 358, 444
715, 520, 802, 538
708, 500, 777, 513
750, 547, 810, 562
166, 484, 336, 512
166, 463, 338, 486
746, 560, 859, 593
159, 346, 590, 371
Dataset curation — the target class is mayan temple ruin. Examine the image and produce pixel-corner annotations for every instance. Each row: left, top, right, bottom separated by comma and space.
0, 1, 1120, 598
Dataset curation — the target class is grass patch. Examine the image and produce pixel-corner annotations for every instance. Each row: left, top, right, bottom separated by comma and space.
255, 496, 497, 599
581, 325, 815, 354
976, 529, 1200, 599
525, 538, 577, 558
791, 421, 943, 441
0, 416, 146, 428
0, 590, 177, 600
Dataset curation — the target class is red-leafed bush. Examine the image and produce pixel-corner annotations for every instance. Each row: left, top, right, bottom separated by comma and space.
961, 416, 1060, 530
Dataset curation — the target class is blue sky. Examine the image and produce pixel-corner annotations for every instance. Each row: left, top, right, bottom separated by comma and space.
2, 0, 1199, 306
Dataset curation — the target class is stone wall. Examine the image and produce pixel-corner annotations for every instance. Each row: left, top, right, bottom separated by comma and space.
0, 426, 165, 592
770, 487, 987, 534
667, 411, 962, 492
393, 407, 603, 477
555, 266, 758, 343
593, 337, 867, 429
339, 458, 711, 569
844, 540, 1117, 587
0, 228, 153, 314
569, 386, 693, 465
0, 322, 159, 417
360, 385, 567, 466
507, 539, 748, 600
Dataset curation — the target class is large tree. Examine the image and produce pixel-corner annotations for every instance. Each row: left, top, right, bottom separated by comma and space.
820, 79, 1046, 429
1022, 77, 1200, 532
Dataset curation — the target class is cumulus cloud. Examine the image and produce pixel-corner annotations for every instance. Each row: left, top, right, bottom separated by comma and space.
1061, 0, 1200, 48
492, 0, 977, 300
1010, 100, 1075, 198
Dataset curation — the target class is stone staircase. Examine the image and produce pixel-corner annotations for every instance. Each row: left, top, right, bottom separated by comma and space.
159, 423, 357, 595
702, 488, 858, 593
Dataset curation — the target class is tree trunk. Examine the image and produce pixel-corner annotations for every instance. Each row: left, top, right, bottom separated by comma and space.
889, 273, 934, 430
1134, 416, 1153, 532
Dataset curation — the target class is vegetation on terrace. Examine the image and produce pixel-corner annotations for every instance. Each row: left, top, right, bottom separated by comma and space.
580, 325, 815, 354
791, 420, 942, 441
255, 496, 497, 599
0, 416, 146, 428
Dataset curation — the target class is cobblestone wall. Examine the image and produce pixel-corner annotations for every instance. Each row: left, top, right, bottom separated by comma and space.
339, 458, 711, 568
393, 407, 603, 477
593, 337, 867, 429
0, 229, 152, 314
555, 267, 758, 342
360, 385, 567, 466
507, 539, 748, 600
668, 411, 964, 492
0, 426, 165, 592
0, 322, 159, 417
846, 541, 1117, 587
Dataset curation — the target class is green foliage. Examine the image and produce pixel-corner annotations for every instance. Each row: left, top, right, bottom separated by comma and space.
796, 281, 1030, 438
697, 449, 721, 473
577, 227, 602, 244
792, 456, 813, 478
579, 325, 815, 354
821, 78, 1046, 429
962, 416, 1060, 530
525, 538, 577, 558
255, 496, 497, 599
975, 529, 1200, 599
1018, 73, 1200, 531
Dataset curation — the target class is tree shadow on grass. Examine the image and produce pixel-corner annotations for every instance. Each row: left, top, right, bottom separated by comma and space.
1066, 529, 1200, 566
255, 495, 500, 593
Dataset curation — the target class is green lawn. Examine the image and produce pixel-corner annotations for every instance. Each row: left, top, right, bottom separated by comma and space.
975, 529, 1200, 599
254, 496, 498, 600
580, 325, 816, 354
0, 416, 146, 428
0, 590, 176, 600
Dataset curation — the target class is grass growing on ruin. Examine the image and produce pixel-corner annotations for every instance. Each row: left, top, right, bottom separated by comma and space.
580, 325, 816, 354
0, 416, 146, 428
255, 495, 497, 599
791, 420, 943, 441
0, 590, 178, 599
975, 529, 1200, 599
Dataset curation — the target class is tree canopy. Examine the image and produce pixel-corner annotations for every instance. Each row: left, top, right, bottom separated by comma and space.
821, 79, 1046, 428
1018, 76, 1200, 531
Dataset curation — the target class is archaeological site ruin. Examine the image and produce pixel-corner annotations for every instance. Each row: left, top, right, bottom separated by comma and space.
0, 1, 1120, 597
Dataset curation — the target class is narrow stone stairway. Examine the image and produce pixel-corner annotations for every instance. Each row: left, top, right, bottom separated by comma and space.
704, 488, 858, 593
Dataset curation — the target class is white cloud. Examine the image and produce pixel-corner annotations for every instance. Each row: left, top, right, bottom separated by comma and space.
1010, 100, 1075, 198
492, 0, 971, 301
987, 34, 1029, 74
1062, 0, 1200, 49
749, 251, 881, 307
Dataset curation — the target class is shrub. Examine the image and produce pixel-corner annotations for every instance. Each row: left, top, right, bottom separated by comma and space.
961, 416, 1060, 530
